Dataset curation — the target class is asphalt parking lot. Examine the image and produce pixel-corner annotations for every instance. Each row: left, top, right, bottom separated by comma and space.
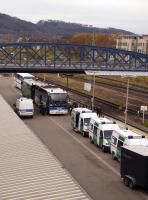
0, 76, 148, 200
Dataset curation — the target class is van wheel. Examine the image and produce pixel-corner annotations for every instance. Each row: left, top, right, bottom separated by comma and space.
123, 177, 129, 187
90, 137, 93, 144
102, 146, 106, 152
82, 132, 85, 137
111, 152, 117, 160
129, 180, 135, 190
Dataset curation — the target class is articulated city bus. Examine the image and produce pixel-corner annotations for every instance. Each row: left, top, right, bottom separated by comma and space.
22, 79, 68, 115
15, 73, 35, 89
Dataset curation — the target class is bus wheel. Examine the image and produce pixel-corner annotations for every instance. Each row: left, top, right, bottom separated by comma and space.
123, 177, 129, 187
111, 152, 117, 160
129, 179, 135, 190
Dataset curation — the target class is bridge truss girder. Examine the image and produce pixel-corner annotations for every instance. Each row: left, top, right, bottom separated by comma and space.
0, 42, 148, 73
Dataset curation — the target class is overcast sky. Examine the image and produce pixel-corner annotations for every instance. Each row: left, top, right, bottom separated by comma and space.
0, 0, 148, 34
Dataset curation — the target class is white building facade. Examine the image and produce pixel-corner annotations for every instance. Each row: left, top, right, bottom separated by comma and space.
116, 35, 148, 54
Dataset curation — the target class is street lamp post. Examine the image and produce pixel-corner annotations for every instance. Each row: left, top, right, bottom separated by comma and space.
66, 74, 69, 90
43, 73, 46, 82
92, 72, 96, 111
91, 26, 96, 111
124, 78, 130, 128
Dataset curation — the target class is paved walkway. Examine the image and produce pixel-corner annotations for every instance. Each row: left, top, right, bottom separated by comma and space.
0, 95, 91, 200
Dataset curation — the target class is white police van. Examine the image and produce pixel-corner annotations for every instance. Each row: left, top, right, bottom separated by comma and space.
89, 117, 119, 152
71, 107, 98, 137
15, 97, 34, 117
111, 129, 147, 161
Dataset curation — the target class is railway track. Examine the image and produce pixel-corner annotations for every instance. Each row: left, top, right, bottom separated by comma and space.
97, 76, 148, 91
36, 76, 148, 132
39, 77, 148, 119
65, 76, 148, 99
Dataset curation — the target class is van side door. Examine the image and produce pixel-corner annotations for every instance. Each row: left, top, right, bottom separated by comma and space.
117, 136, 124, 161
80, 118, 83, 132
99, 130, 103, 147
93, 125, 98, 145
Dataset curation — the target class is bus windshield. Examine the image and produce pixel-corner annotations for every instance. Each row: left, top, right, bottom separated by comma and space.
50, 93, 68, 103
104, 130, 113, 139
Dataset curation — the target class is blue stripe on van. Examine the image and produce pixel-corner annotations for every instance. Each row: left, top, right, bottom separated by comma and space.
19, 109, 33, 112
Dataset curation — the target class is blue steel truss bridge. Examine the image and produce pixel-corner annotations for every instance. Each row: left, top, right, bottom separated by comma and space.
0, 42, 148, 74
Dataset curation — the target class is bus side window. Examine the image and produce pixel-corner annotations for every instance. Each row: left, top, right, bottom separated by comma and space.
81, 119, 83, 126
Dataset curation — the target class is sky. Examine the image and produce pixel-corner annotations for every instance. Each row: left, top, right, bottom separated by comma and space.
0, 0, 148, 34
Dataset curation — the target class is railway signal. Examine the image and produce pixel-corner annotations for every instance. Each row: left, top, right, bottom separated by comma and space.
141, 106, 148, 123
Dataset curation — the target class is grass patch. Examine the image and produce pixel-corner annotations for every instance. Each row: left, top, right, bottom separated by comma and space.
36, 73, 125, 106
74, 74, 148, 88
135, 117, 148, 128
139, 119, 148, 128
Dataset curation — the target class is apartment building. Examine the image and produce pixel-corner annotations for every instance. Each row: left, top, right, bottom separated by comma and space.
116, 35, 148, 54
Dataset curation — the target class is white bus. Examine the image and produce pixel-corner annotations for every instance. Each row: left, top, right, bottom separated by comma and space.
34, 83, 68, 115
15, 73, 35, 89
22, 79, 68, 115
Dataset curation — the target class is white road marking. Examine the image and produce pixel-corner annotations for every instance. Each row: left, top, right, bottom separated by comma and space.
50, 117, 120, 176
0, 96, 91, 200
50, 117, 148, 200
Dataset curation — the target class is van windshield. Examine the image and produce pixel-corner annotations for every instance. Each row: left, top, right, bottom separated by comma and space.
84, 118, 90, 125
104, 130, 113, 139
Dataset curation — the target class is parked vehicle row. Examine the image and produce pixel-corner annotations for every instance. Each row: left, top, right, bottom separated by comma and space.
71, 107, 148, 189
14, 74, 148, 190
14, 73, 69, 116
